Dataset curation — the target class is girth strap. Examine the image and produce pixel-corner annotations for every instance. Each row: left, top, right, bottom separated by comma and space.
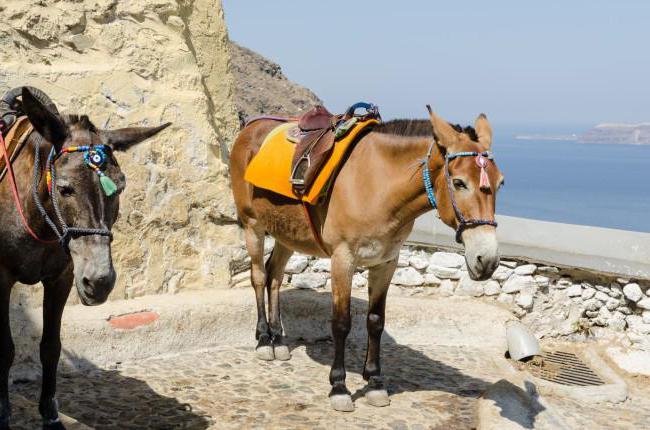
301, 201, 329, 256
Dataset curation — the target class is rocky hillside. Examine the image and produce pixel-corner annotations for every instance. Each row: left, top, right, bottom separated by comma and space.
229, 41, 322, 126
579, 123, 650, 145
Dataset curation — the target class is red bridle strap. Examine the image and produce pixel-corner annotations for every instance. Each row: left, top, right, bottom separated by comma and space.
0, 131, 56, 243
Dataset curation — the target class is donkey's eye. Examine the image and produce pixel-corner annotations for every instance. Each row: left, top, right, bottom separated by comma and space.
58, 185, 75, 197
453, 179, 468, 190
498, 180, 505, 190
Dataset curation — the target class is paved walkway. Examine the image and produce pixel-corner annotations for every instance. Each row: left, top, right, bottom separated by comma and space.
11, 342, 506, 430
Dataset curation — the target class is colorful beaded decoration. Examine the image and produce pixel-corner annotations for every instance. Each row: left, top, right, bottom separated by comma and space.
47, 145, 118, 196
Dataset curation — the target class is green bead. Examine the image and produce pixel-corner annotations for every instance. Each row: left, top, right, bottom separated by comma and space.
100, 175, 118, 197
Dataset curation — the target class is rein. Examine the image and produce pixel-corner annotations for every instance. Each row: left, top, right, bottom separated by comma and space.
422, 140, 498, 243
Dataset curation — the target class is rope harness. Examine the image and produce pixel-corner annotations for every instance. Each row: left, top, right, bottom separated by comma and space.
422, 140, 498, 243
36, 140, 114, 248
0, 126, 114, 249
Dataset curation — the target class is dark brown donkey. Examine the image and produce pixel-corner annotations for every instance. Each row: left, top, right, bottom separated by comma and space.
230, 107, 504, 411
0, 88, 170, 429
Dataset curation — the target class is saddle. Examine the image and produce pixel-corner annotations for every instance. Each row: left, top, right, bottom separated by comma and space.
244, 102, 380, 204
289, 103, 380, 196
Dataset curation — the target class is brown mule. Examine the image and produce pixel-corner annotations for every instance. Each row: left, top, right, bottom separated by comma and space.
0, 88, 170, 429
230, 107, 504, 412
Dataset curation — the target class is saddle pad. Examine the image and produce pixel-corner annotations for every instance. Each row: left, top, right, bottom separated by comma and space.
0, 116, 33, 181
244, 118, 378, 204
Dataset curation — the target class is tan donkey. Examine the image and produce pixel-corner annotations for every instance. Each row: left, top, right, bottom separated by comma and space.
230, 106, 504, 411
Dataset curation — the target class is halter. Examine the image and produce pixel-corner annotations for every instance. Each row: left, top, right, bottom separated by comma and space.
32, 137, 114, 248
422, 140, 498, 243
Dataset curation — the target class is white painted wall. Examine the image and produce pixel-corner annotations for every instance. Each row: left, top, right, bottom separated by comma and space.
409, 214, 650, 280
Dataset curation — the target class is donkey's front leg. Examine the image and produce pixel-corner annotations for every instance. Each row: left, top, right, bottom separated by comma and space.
0, 273, 14, 430
362, 258, 397, 407
328, 248, 356, 412
39, 268, 73, 430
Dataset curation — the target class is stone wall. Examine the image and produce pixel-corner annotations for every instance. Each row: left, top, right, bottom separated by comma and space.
231, 243, 650, 351
0, 0, 242, 304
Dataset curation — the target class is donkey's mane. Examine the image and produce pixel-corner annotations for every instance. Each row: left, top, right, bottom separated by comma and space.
62, 114, 97, 132
375, 119, 479, 142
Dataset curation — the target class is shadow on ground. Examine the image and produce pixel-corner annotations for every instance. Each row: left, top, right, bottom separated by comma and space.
7, 297, 211, 430
281, 287, 544, 429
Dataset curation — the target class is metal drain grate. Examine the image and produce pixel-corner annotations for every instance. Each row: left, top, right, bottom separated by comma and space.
524, 351, 605, 386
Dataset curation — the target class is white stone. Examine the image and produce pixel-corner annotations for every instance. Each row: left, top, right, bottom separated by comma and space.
438, 280, 455, 296
623, 283, 643, 302
516, 293, 534, 310
352, 273, 367, 289
534, 275, 550, 288
491, 266, 513, 282
285, 255, 310, 274
497, 293, 514, 305
581, 287, 596, 300
594, 291, 610, 302
484, 281, 501, 296
292, 273, 328, 289
637, 298, 650, 310
626, 315, 650, 334
514, 264, 537, 276
617, 278, 631, 285
455, 275, 485, 297
397, 249, 410, 267
500, 260, 518, 268
605, 298, 621, 311
607, 348, 650, 376
643, 311, 650, 324
311, 258, 331, 272
408, 252, 430, 270
583, 299, 602, 312
609, 283, 623, 298
554, 278, 572, 289
593, 284, 609, 293
566, 284, 582, 297
426, 265, 461, 279
428, 252, 465, 269
423, 273, 442, 286
502, 275, 536, 294
392, 267, 424, 286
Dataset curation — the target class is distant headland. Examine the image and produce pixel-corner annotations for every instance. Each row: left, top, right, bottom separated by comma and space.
515, 123, 650, 145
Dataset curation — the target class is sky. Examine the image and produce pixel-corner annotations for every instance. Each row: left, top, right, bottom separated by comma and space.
223, 1, 650, 128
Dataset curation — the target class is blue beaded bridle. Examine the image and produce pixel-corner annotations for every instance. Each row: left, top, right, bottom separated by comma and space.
422, 140, 498, 243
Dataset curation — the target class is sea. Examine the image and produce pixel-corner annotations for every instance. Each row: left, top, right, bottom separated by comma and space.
493, 125, 650, 233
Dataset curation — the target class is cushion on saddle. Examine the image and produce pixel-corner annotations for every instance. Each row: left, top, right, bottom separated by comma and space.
244, 118, 378, 204
0, 116, 33, 181
298, 105, 334, 131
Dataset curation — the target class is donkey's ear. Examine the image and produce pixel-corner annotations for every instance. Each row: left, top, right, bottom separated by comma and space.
426, 105, 458, 149
22, 87, 67, 153
474, 113, 492, 150
100, 122, 171, 151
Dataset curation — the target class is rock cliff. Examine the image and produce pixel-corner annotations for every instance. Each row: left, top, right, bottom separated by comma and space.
228, 41, 322, 125
0, 0, 241, 303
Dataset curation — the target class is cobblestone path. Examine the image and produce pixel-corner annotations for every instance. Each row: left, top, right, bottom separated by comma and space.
11, 342, 504, 430
9, 342, 650, 429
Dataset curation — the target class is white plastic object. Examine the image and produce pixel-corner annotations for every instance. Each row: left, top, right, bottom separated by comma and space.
506, 320, 541, 361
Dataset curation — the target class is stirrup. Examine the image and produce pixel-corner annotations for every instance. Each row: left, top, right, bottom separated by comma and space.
290, 153, 310, 188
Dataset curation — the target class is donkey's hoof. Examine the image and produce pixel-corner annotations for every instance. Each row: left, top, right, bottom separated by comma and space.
43, 419, 66, 430
255, 345, 275, 361
365, 389, 390, 407
273, 344, 291, 361
329, 394, 354, 412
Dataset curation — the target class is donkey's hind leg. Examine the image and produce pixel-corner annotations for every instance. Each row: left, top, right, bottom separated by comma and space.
265, 242, 293, 361
244, 224, 274, 361
362, 257, 398, 408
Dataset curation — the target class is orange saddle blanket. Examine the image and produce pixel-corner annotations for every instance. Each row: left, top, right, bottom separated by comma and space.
244, 118, 378, 204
